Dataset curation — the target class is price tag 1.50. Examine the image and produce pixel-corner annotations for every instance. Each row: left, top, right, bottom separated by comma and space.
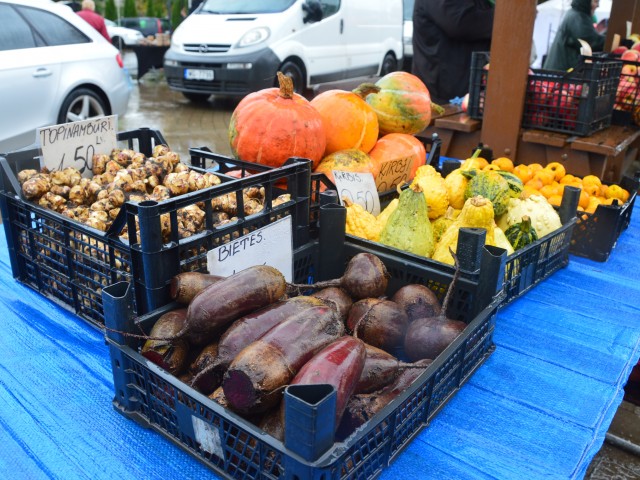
38, 115, 118, 177
333, 170, 381, 216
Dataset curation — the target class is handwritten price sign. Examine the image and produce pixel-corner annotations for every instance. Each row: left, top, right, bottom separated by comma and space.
38, 116, 118, 177
333, 170, 380, 216
207, 216, 293, 281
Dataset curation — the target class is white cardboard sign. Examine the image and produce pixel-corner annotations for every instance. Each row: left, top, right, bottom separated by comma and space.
333, 170, 381, 216
207, 216, 293, 281
38, 115, 118, 176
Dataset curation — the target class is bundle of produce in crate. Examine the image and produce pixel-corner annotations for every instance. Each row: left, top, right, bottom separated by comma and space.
0, 129, 313, 327
104, 219, 506, 478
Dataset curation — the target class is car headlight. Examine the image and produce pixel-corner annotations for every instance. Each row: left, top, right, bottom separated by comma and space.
237, 27, 270, 48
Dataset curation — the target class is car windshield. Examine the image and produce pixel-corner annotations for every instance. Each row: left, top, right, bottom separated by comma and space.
200, 0, 296, 14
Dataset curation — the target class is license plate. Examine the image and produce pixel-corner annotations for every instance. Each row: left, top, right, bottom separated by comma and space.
184, 69, 214, 81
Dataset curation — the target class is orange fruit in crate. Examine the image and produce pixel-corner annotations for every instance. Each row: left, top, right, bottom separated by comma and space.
513, 164, 533, 183
539, 183, 558, 198
491, 157, 514, 172
599, 184, 608, 197
548, 194, 563, 207
605, 184, 627, 202
582, 183, 600, 197
525, 177, 544, 191
528, 163, 544, 173
578, 190, 590, 209
586, 196, 602, 214
582, 175, 602, 188
533, 169, 555, 186
544, 162, 566, 182
522, 185, 541, 198
560, 174, 576, 184
483, 163, 501, 171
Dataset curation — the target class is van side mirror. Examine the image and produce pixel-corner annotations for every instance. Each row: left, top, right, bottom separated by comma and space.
302, 0, 323, 23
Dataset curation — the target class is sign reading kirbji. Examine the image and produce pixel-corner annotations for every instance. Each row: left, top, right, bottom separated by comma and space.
375, 155, 413, 193
333, 170, 381, 216
38, 115, 118, 177
207, 216, 293, 281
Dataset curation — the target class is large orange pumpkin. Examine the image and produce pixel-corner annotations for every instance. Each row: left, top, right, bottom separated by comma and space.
365, 71, 433, 135
368, 133, 427, 185
229, 72, 326, 169
310, 83, 380, 156
314, 149, 380, 186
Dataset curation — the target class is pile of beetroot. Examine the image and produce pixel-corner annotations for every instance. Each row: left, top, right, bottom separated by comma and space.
135, 251, 467, 442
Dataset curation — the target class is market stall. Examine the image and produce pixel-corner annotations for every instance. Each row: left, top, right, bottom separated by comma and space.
427, 0, 640, 183
0, 202, 638, 478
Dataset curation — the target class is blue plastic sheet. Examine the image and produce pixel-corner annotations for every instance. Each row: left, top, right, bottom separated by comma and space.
1, 202, 639, 479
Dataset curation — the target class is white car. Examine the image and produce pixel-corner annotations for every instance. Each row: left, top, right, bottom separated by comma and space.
0, 0, 132, 153
105, 18, 144, 50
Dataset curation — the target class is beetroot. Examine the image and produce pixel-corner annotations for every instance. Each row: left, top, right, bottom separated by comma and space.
404, 250, 466, 361
391, 283, 441, 321
347, 298, 408, 354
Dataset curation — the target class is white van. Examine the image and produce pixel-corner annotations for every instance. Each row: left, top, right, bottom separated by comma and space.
164, 0, 404, 101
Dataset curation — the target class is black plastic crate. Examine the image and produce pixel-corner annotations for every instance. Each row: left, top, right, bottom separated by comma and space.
468, 52, 622, 136
569, 175, 639, 262
594, 53, 640, 126
321, 180, 579, 306
103, 207, 506, 480
0, 129, 312, 328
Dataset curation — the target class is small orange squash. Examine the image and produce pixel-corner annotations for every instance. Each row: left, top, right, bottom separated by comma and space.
365, 71, 433, 135
229, 72, 326, 169
310, 83, 380, 155
368, 133, 427, 189
314, 149, 380, 186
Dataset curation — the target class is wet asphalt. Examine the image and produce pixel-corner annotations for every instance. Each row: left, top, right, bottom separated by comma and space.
118, 49, 640, 480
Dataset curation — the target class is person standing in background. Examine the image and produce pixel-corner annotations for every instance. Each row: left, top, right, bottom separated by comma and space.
412, 0, 494, 105
77, 0, 111, 43
543, 0, 604, 71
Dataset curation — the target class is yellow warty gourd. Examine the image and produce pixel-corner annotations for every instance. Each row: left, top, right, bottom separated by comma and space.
431, 206, 460, 244
410, 165, 449, 219
344, 199, 379, 241
432, 195, 495, 265
444, 168, 468, 210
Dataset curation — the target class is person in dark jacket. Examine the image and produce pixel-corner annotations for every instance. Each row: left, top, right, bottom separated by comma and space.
543, 0, 605, 71
412, 0, 494, 105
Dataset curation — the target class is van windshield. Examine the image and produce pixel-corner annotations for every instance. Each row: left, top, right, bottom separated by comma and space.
200, 0, 296, 14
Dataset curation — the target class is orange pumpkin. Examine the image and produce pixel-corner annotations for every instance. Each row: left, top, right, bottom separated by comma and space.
365, 71, 433, 135
368, 133, 427, 182
310, 83, 380, 155
314, 149, 380, 186
229, 72, 326, 169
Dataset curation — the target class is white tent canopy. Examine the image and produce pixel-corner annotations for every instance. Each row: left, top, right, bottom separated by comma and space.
532, 0, 613, 67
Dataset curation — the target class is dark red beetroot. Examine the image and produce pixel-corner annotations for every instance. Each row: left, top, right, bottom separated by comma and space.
355, 344, 403, 394
222, 304, 344, 414
107, 265, 288, 347
190, 296, 327, 394
404, 251, 466, 361
189, 341, 219, 375
346, 298, 408, 354
141, 309, 190, 375
391, 283, 441, 321
170, 272, 224, 305
310, 287, 353, 321
337, 358, 432, 440
290, 253, 389, 300
257, 336, 366, 442
185, 265, 287, 346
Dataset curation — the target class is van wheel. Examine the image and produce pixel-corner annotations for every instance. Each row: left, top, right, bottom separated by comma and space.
278, 62, 306, 95
380, 53, 398, 76
182, 92, 211, 103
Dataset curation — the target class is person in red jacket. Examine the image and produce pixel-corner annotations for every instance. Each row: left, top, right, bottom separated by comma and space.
77, 0, 111, 43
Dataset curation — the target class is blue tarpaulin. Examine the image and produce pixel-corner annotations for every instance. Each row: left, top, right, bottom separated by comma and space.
0, 202, 639, 479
